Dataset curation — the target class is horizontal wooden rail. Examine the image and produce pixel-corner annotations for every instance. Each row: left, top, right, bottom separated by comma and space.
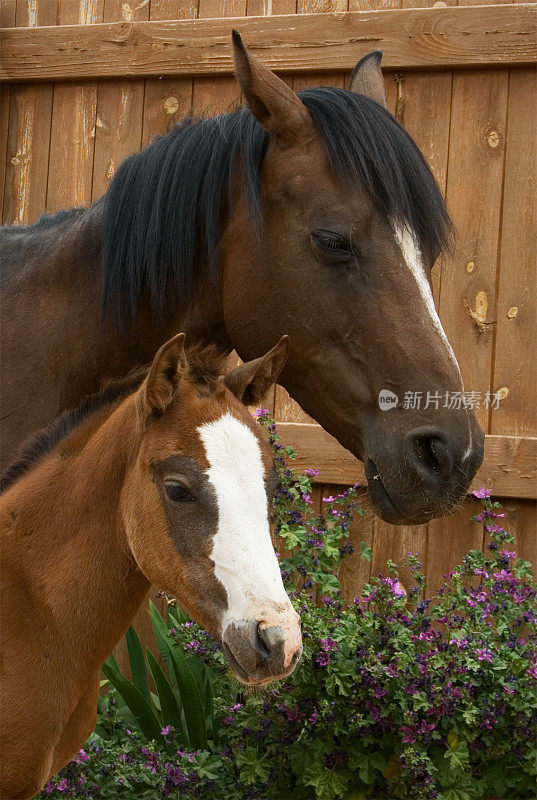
276, 424, 537, 500
1, 4, 536, 83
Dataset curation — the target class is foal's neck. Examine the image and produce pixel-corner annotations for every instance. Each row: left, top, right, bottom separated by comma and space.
1, 397, 150, 686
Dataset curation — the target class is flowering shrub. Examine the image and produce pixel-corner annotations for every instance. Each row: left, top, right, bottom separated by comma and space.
39, 415, 537, 800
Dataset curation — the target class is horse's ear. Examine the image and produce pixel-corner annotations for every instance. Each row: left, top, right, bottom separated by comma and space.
137, 333, 187, 426
232, 31, 312, 145
224, 336, 290, 406
348, 51, 387, 109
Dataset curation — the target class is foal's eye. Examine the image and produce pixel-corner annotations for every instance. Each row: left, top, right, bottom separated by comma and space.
311, 230, 354, 261
165, 481, 194, 503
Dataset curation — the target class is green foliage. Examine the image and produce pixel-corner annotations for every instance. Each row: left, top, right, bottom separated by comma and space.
38, 416, 537, 800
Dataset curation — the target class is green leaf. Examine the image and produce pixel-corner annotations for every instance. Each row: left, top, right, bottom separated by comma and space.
236, 747, 271, 785
360, 541, 372, 562
149, 601, 207, 749
103, 651, 119, 672
303, 765, 351, 800
167, 603, 190, 627
101, 662, 162, 742
349, 751, 387, 786
146, 648, 184, 740
125, 626, 150, 705
149, 601, 178, 688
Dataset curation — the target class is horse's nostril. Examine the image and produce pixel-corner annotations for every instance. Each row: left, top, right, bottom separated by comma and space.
405, 428, 454, 482
256, 623, 272, 659
255, 623, 286, 664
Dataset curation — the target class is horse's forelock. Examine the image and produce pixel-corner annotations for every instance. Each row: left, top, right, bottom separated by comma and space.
101, 88, 451, 325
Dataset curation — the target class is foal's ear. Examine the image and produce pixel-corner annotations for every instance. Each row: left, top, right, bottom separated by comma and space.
232, 31, 312, 145
137, 333, 187, 426
224, 336, 290, 406
348, 50, 387, 109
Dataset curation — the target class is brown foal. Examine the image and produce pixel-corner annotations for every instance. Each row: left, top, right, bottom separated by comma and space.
0, 334, 301, 800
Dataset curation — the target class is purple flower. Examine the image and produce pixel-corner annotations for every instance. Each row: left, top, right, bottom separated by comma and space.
161, 725, 172, 736
493, 570, 513, 581
323, 495, 336, 503
254, 407, 270, 418
315, 652, 331, 667
500, 549, 516, 560
476, 648, 493, 662
320, 636, 338, 652
473, 487, 492, 499
304, 467, 320, 477
386, 577, 406, 598
527, 666, 537, 680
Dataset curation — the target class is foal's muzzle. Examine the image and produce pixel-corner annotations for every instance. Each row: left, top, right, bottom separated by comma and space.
222, 617, 302, 685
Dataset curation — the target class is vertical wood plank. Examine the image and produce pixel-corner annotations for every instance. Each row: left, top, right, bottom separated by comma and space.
502, 498, 537, 569
425, 501, 484, 596
0, 0, 14, 217
2, 0, 56, 225
489, 68, 537, 437
143, 0, 197, 148
370, 520, 429, 597
45, 0, 103, 213
438, 69, 509, 431
91, 0, 149, 202
0, 84, 10, 218
193, 0, 244, 116
338, 489, 375, 604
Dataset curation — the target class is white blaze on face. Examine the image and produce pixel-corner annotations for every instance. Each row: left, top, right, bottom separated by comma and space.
197, 412, 300, 665
393, 223, 473, 459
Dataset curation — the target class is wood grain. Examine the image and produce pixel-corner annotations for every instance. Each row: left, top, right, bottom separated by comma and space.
439, 68, 510, 432
490, 67, 537, 437
2, 5, 537, 82
275, 422, 537, 498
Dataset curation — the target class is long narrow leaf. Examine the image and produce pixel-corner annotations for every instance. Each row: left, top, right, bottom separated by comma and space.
149, 601, 179, 688
149, 602, 207, 749
126, 626, 151, 704
167, 603, 189, 626
103, 651, 119, 671
101, 662, 162, 742
146, 648, 185, 740
166, 638, 208, 749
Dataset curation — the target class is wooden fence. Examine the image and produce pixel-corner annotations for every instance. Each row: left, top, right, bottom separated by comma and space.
1, 0, 535, 672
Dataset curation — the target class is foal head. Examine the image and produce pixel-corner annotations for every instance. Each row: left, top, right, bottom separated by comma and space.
222, 36, 484, 524
122, 334, 301, 685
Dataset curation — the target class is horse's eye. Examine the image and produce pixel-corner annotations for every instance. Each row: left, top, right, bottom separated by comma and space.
165, 481, 194, 503
311, 230, 353, 260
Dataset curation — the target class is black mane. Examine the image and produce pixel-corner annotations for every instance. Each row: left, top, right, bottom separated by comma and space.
102, 89, 452, 323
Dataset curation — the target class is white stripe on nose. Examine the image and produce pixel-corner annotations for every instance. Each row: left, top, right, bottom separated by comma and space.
394, 224, 474, 458
197, 413, 296, 647
393, 223, 462, 375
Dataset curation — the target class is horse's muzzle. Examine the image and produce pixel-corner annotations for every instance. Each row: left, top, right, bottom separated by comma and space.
222, 617, 302, 685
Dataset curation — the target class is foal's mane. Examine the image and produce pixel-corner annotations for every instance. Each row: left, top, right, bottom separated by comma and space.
102, 89, 452, 323
0, 344, 227, 495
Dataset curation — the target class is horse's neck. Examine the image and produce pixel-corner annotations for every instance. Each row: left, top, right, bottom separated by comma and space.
0, 397, 150, 687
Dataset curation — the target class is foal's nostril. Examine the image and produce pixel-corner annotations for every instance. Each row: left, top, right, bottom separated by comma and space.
255, 623, 286, 664
405, 428, 454, 483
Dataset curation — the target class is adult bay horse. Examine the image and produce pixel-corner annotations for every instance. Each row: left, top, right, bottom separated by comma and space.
0, 34, 484, 525
0, 334, 301, 800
